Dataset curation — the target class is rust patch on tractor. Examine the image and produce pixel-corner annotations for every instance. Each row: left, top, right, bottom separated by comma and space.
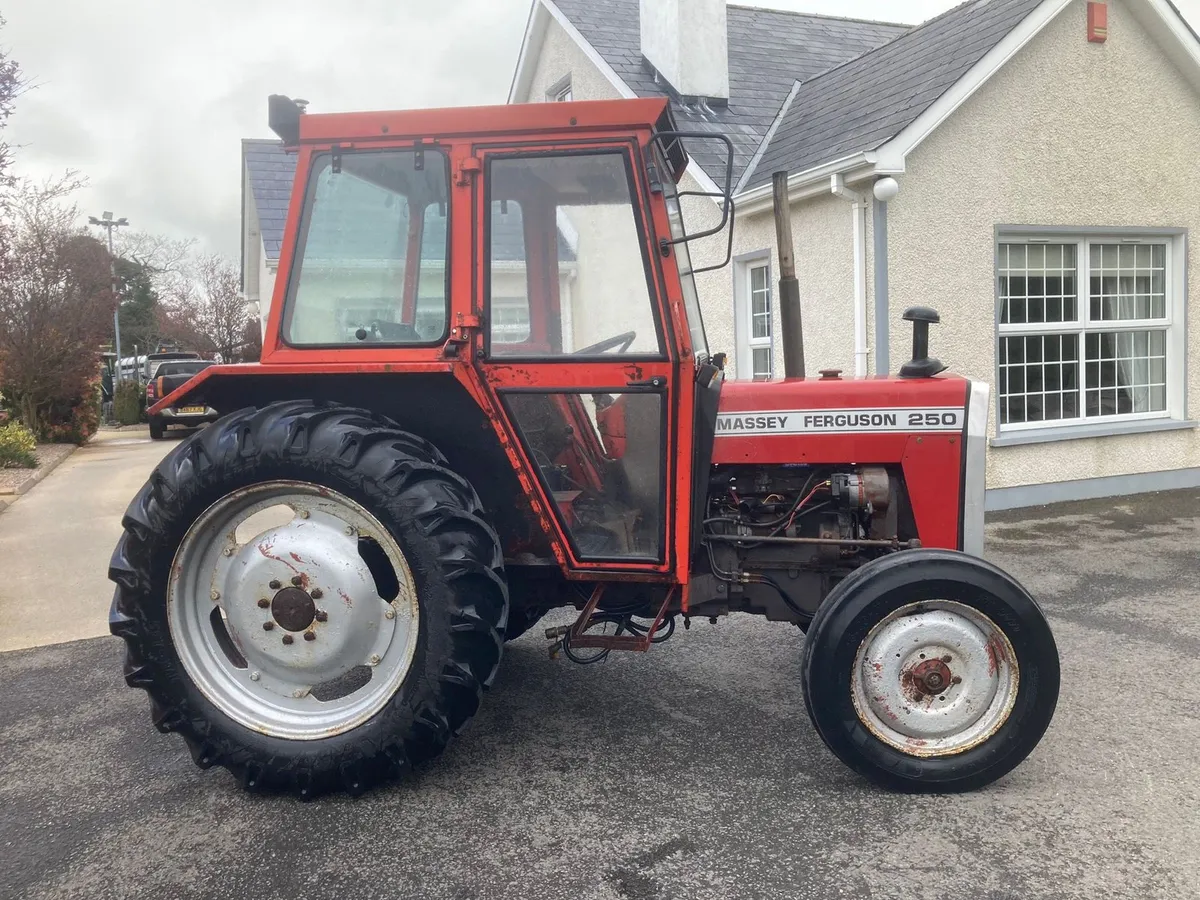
289, 551, 306, 564
986, 633, 1009, 676
258, 537, 300, 575
338, 588, 353, 608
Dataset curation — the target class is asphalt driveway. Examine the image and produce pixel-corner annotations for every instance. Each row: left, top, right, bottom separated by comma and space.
1, 444, 1198, 899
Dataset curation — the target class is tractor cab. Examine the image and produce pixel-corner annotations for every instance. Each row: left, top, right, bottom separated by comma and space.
239, 95, 732, 581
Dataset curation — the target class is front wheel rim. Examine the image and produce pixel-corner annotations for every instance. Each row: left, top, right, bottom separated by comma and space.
850, 600, 1019, 758
168, 480, 420, 741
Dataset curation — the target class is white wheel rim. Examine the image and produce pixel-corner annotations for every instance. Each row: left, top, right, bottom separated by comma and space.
168, 480, 420, 740
850, 600, 1019, 757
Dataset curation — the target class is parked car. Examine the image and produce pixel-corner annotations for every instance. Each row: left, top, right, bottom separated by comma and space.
146, 360, 217, 440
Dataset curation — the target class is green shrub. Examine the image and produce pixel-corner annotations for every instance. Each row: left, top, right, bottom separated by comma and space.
113, 381, 145, 427
0, 421, 38, 469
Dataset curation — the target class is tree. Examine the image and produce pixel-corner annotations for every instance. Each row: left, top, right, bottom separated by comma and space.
0, 177, 114, 435
161, 254, 252, 362
0, 16, 27, 188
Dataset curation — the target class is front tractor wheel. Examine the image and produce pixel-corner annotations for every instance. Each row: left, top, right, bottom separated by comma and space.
108, 401, 508, 797
801, 550, 1059, 793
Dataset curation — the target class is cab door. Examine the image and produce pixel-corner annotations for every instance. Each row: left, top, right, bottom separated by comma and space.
471, 140, 692, 579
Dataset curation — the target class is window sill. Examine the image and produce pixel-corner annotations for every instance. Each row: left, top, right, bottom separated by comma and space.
990, 418, 1197, 447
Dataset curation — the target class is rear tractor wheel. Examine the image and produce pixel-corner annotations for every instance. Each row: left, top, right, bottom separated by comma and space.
108, 401, 508, 797
801, 549, 1059, 793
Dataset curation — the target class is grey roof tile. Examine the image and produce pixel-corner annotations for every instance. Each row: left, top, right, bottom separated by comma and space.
243, 139, 296, 259
745, 0, 1046, 187
551, 0, 908, 187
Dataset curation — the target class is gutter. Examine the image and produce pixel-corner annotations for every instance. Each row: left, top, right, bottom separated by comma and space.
830, 174, 869, 378
735, 152, 880, 214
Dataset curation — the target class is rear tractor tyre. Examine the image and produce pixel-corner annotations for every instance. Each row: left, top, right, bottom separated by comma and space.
108, 400, 508, 797
148, 416, 166, 440
800, 549, 1059, 793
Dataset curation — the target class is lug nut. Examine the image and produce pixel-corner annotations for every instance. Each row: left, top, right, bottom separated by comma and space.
223, 547, 234, 557
269, 580, 281, 590
262, 621, 274, 631
304, 631, 316, 642
282, 634, 294, 645
291, 575, 303, 587
257, 598, 270, 609
951, 675, 963, 685
315, 610, 328, 623
384, 608, 395, 620
346, 525, 356, 535
369, 654, 380, 666
311, 588, 323, 600
297, 509, 309, 519
942, 655, 953, 663
210, 590, 220, 601
250, 671, 260, 682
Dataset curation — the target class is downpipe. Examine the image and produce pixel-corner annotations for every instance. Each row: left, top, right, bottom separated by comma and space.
831, 175, 869, 377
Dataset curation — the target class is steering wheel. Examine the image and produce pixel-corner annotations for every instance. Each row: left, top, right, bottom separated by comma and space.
573, 330, 637, 356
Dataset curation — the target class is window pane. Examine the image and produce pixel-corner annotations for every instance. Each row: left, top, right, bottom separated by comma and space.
1089, 242, 1167, 322
751, 265, 768, 294
752, 347, 772, 381
489, 153, 661, 357
998, 334, 1080, 425
505, 392, 663, 560
285, 150, 450, 345
999, 242, 1076, 325
1083, 328, 1167, 418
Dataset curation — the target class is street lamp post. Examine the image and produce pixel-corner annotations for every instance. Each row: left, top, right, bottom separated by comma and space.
88, 211, 129, 383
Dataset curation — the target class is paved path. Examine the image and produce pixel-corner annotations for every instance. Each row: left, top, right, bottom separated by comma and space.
1, 437, 1198, 898
0, 429, 178, 652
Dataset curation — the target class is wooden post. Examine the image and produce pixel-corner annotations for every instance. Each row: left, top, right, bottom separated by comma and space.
772, 171, 805, 378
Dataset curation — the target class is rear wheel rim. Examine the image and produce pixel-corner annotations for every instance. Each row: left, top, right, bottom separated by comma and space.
850, 600, 1019, 757
168, 480, 420, 740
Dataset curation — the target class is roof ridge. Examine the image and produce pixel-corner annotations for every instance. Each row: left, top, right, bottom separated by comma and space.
785, 0, 988, 93
242, 137, 284, 146
736, 79, 802, 192
726, 3, 912, 29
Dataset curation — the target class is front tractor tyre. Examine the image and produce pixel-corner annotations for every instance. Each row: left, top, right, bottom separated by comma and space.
108, 401, 508, 797
801, 549, 1059, 793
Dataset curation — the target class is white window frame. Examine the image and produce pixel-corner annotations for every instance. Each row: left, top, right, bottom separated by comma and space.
734, 254, 773, 381
547, 76, 572, 103
995, 230, 1187, 434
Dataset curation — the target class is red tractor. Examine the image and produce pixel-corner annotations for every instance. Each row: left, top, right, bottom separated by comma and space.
109, 96, 1059, 797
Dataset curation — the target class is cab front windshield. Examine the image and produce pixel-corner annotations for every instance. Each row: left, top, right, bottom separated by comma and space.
284, 149, 450, 346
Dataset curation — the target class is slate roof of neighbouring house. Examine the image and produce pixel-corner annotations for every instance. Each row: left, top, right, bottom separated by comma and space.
243, 139, 295, 260
550, 0, 1049, 192
551, 0, 909, 188
743, 0, 1046, 189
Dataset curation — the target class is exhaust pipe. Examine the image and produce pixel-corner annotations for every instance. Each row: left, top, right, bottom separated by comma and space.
772, 171, 805, 378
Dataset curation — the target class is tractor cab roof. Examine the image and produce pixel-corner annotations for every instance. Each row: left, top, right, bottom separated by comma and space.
267, 95, 689, 181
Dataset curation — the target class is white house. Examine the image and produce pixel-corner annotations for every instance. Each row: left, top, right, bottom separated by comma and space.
509, 0, 1200, 509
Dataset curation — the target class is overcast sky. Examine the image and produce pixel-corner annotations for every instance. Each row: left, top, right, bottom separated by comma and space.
4, 0, 1198, 260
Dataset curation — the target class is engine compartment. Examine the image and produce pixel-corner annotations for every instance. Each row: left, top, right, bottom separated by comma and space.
689, 463, 919, 625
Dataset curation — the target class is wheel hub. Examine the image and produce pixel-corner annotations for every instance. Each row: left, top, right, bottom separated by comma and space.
851, 601, 1019, 758
167, 481, 420, 740
271, 587, 316, 632
908, 658, 953, 698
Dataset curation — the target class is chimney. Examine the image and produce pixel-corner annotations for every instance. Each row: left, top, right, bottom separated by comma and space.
639, 0, 729, 102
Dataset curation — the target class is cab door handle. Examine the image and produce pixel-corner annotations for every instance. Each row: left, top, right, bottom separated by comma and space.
626, 376, 666, 388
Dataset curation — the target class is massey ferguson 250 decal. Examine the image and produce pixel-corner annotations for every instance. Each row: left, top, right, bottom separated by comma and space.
714, 407, 965, 436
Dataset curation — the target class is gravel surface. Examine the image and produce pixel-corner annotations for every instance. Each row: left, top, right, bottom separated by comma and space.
0, 444, 77, 495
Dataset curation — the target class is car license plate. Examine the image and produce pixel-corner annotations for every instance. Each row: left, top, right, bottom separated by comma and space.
180, 406, 207, 415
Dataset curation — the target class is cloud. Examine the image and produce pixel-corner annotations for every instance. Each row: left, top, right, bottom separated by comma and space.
8, 0, 1198, 261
